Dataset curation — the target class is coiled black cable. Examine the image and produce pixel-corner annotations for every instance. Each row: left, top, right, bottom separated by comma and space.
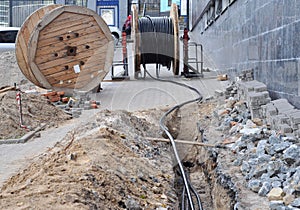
138, 16, 174, 70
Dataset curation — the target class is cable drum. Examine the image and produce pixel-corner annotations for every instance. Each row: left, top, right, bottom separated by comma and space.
138, 16, 174, 70
132, 3, 180, 78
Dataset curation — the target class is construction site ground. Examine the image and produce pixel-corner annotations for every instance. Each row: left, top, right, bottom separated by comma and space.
0, 43, 272, 209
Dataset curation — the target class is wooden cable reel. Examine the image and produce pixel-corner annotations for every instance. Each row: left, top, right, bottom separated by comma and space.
16, 5, 114, 92
132, 3, 179, 78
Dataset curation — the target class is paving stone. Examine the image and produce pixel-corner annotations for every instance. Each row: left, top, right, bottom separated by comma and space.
265, 103, 278, 116
279, 124, 293, 134
289, 111, 300, 124
272, 99, 295, 114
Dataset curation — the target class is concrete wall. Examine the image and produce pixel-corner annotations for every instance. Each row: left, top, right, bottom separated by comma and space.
190, 0, 300, 108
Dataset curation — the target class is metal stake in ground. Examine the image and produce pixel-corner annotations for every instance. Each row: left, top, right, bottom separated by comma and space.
15, 84, 27, 130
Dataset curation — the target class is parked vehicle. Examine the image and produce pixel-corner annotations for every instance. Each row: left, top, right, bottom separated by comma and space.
0, 27, 19, 52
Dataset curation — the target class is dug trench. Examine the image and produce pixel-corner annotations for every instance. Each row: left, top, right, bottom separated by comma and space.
166, 101, 236, 209
0, 99, 264, 209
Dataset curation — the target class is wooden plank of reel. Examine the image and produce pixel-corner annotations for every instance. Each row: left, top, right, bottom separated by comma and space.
170, 3, 180, 76
16, 5, 114, 92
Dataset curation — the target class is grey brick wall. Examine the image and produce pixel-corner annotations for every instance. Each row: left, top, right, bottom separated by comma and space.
190, 0, 300, 108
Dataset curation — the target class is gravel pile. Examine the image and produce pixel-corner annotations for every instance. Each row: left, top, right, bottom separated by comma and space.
214, 82, 300, 210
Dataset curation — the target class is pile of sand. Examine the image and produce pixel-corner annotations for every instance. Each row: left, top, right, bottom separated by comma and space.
0, 90, 71, 139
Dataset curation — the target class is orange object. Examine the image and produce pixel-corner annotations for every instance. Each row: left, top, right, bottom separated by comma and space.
91, 103, 98, 109
43, 91, 57, 97
61, 97, 69, 103
57, 91, 65, 96
230, 121, 238, 127
49, 95, 61, 102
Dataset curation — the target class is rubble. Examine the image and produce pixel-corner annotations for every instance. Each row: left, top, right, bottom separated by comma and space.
212, 78, 300, 209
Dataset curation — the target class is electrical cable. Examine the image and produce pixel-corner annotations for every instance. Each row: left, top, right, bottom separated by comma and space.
138, 16, 174, 70
145, 67, 203, 210
139, 15, 204, 210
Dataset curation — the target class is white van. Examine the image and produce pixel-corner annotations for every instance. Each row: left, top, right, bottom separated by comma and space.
0, 27, 20, 52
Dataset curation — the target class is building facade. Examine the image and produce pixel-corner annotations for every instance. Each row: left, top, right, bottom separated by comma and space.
87, 0, 129, 29
190, 0, 300, 108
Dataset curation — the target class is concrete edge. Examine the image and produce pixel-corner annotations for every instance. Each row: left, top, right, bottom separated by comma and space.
0, 123, 47, 145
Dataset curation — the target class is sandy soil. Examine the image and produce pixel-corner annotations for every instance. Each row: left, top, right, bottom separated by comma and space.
0, 90, 71, 140
0, 108, 179, 209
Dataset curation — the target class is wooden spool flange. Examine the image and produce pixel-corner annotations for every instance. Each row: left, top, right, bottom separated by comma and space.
16, 5, 114, 92
132, 3, 180, 78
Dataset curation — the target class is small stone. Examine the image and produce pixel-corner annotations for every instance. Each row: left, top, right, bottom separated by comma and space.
125, 198, 141, 210
241, 161, 251, 175
248, 179, 261, 192
271, 181, 282, 188
267, 188, 285, 201
269, 136, 281, 144
283, 145, 300, 164
152, 186, 160, 194
258, 182, 271, 196
283, 194, 295, 206
291, 198, 300, 207
273, 142, 292, 153
252, 118, 263, 126
256, 140, 267, 156
160, 193, 167, 199
267, 161, 282, 177
269, 201, 285, 210
68, 153, 77, 161
17, 202, 24, 206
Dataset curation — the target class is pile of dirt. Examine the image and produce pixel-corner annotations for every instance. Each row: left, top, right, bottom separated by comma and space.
0, 99, 234, 209
0, 108, 178, 209
0, 90, 71, 139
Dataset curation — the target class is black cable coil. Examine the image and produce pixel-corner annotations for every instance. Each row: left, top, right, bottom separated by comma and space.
138, 16, 174, 70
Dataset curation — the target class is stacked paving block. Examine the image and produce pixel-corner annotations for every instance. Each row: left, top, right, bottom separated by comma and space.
262, 99, 300, 136
237, 69, 254, 81
237, 80, 271, 119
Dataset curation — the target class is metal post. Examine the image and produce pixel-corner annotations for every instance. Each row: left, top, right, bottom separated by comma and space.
9, 0, 13, 27
183, 28, 189, 74
186, 0, 189, 30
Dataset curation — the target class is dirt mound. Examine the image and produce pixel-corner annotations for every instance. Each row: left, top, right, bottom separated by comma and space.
0, 90, 71, 139
0, 109, 177, 209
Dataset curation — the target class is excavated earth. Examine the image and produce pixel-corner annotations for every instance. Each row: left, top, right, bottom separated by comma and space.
0, 90, 71, 140
0, 51, 272, 209
0, 96, 271, 209
0, 100, 229, 209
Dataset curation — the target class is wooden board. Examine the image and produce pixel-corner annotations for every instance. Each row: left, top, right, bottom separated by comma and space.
132, 5, 141, 78
170, 3, 180, 75
15, 5, 61, 87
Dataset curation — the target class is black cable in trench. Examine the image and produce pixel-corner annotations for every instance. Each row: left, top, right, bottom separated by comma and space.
139, 15, 204, 210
